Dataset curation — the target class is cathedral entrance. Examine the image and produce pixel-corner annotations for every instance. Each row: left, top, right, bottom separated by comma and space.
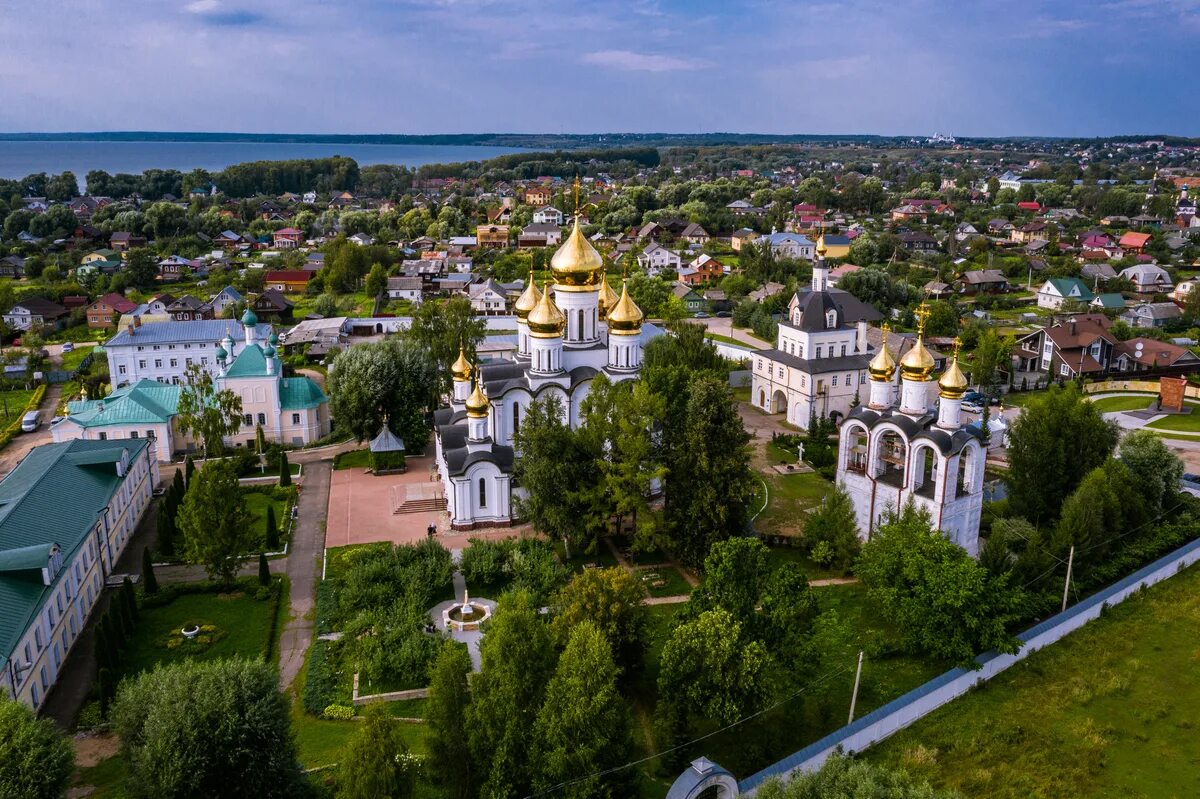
769, 389, 787, 415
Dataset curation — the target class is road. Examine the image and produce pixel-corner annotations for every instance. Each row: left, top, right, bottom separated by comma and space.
693, 316, 773, 349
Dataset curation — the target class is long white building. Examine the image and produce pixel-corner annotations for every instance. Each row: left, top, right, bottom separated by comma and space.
105, 318, 272, 388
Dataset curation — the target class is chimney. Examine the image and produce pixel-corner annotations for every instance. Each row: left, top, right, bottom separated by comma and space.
133, 315, 142, 328
1070, 319, 1077, 336
126, 323, 134, 336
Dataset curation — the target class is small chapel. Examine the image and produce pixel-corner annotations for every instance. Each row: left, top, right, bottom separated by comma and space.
433, 182, 648, 529
835, 304, 985, 555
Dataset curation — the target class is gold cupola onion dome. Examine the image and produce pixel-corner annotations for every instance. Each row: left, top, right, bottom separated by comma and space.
514, 269, 542, 320
549, 217, 606, 291
598, 278, 620, 320
868, 322, 896, 382
607, 280, 644, 335
450, 341, 472, 382
527, 282, 566, 338
899, 302, 936, 382
465, 377, 490, 418
938, 338, 969, 399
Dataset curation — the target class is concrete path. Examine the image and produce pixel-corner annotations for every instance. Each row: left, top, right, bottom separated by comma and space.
278, 460, 330, 689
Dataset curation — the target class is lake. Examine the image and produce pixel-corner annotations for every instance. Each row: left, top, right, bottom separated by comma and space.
0, 140, 529, 182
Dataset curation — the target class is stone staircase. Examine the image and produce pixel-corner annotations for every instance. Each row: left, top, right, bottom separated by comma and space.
390, 484, 445, 515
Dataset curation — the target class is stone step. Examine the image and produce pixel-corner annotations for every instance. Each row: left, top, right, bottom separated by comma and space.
393, 497, 444, 515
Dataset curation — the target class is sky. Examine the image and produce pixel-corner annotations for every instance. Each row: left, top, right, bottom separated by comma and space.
0, 0, 1197, 137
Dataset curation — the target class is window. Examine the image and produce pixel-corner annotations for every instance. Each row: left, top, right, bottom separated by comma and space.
185, 357, 192, 366
153, 345, 160, 351
138, 360, 146, 369
119, 365, 126, 374
832, 375, 838, 386
170, 358, 177, 368
512, 404, 520, 434
1060, 363, 1070, 376
130, 431, 138, 438
98, 432, 107, 441
154, 359, 162, 368
840, 344, 847, 356
798, 345, 804, 358
243, 414, 252, 427
815, 346, 822, 359
478, 478, 487, 508
291, 413, 300, 425
257, 413, 266, 425
860, 373, 867, 384
168, 344, 176, 350
201, 357, 209, 365
147, 430, 155, 439
846, 373, 852, 386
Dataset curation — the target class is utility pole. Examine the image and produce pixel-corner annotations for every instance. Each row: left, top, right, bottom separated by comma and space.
847, 650, 865, 724
1061, 545, 1075, 612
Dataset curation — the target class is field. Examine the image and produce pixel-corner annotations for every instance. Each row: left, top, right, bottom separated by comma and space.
869, 563, 1200, 799
753, 469, 831, 542
0, 387, 37, 427
1087, 393, 1158, 413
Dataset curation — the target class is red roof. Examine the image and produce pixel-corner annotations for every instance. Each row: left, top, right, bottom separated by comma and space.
274, 227, 302, 236
265, 270, 312, 282
1119, 231, 1152, 249
1017, 201, 1041, 211
93, 292, 137, 313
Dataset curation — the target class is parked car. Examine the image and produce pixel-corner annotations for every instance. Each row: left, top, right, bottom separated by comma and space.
964, 390, 999, 406
716, 311, 732, 318
20, 410, 39, 433
694, 311, 711, 318
61, 341, 74, 353
961, 401, 984, 414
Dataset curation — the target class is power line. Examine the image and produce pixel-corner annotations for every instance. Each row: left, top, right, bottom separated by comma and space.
522, 660, 859, 798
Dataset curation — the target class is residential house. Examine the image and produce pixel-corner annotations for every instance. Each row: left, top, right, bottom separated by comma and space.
1118, 231, 1152, 254
731, 228, 760, 251
518, 222, 563, 248
3, 298, 68, 331
209, 286, 244, 318
465, 279, 508, 315
0, 255, 26, 278
672, 284, 708, 315
899, 231, 938, 252
726, 199, 760, 216
816, 233, 851, 259
386, 276, 424, 303
272, 228, 304, 249
748, 282, 786, 303
476, 225, 510, 249
532, 207, 563, 225
157, 255, 200, 281
1081, 263, 1118, 283
165, 295, 213, 322
1014, 315, 1116, 378
924, 280, 953, 299
1121, 302, 1183, 329
680, 222, 710, 246
987, 219, 1015, 235
1012, 222, 1048, 244
1089, 293, 1127, 312
761, 231, 814, 260
215, 230, 247, 250
0, 439, 156, 711
1112, 337, 1200, 372
955, 223, 981, 242
1037, 278, 1093, 309
348, 232, 375, 247
636, 243, 682, 277
250, 289, 294, 322
86, 293, 138, 329
958, 270, 1009, 295
1119, 263, 1173, 294
682, 254, 724, 284
264, 271, 312, 294
109, 231, 146, 253
827, 263, 861, 288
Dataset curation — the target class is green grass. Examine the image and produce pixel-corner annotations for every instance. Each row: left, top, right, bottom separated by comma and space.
635, 565, 692, 598
704, 331, 754, 346
761, 544, 847, 582
59, 344, 95, 372
0, 388, 36, 427
118, 590, 277, 681
243, 490, 293, 544
323, 542, 391, 582
731, 386, 751, 403
1088, 394, 1159, 413
753, 470, 832, 542
333, 448, 371, 470
869, 563, 1200, 799
1146, 409, 1200, 433
73, 753, 128, 799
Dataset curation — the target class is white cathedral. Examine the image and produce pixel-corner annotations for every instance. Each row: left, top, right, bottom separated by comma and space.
433, 210, 647, 529
835, 305, 985, 555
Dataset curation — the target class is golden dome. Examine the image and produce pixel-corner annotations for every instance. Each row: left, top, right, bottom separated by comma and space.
607, 281, 644, 335
550, 217, 605, 291
598, 278, 620, 320
899, 302, 935, 382
465, 377, 490, 418
868, 323, 896, 382
527, 282, 566, 338
514, 270, 542, 320
450, 342, 472, 382
938, 338, 969, 399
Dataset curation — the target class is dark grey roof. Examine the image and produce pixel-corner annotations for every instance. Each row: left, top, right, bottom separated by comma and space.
443, 435, 515, 476
757, 348, 872, 374
789, 287, 881, 332
845, 405, 981, 454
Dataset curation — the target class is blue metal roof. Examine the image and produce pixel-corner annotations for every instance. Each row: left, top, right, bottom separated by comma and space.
106, 319, 271, 347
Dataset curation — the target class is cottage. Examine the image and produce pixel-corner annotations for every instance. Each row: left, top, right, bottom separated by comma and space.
1118, 263, 1173, 294
86, 293, 138, 329
957, 270, 1009, 295
636, 243, 682, 276
1037, 278, 1093, 309
899, 231, 938, 252
264, 270, 313, 293
273, 227, 304, 249
476, 225, 510, 249
672, 284, 708, 315
731, 228, 760, 251
3, 297, 68, 331
680, 222, 710, 246
109, 231, 146, 252
386, 276, 424, 303
1118, 231, 1152, 254
1120, 302, 1183, 329
1014, 315, 1114, 378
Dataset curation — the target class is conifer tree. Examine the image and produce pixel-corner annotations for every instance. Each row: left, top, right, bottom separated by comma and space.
278, 451, 292, 486
264, 505, 279, 551
141, 547, 158, 595
258, 552, 270, 587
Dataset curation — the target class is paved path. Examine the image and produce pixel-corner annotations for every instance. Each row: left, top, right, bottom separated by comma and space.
695, 317, 773, 348
278, 460, 330, 690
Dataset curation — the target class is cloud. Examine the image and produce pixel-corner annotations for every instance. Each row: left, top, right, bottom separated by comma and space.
183, 0, 264, 26
581, 49, 708, 72
184, 0, 219, 12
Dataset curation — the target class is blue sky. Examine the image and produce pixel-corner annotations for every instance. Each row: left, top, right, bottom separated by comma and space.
0, 0, 1196, 136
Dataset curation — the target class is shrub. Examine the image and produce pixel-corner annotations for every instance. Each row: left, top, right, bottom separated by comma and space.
0, 699, 74, 799
323, 704, 355, 720
303, 640, 339, 715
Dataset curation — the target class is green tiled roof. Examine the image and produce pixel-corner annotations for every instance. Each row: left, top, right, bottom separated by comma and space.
1047, 278, 1093, 301
224, 344, 271, 378
1092, 293, 1126, 309
0, 439, 151, 660
280, 376, 327, 410
0, 543, 56, 573
66, 379, 180, 428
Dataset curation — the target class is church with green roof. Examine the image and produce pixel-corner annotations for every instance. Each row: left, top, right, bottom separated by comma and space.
53, 309, 330, 459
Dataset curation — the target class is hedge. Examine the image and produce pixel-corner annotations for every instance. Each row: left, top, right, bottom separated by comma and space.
303, 639, 339, 715
0, 383, 46, 451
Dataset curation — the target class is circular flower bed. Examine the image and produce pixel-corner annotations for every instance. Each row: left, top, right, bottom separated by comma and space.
165, 623, 224, 652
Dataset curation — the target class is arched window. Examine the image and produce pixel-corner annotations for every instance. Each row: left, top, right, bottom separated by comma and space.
512, 403, 520, 434
478, 477, 487, 508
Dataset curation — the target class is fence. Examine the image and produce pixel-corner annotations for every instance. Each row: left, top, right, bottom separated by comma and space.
1084, 378, 1200, 401
735, 534, 1200, 795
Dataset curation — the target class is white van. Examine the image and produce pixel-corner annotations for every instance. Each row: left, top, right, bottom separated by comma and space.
20, 410, 39, 433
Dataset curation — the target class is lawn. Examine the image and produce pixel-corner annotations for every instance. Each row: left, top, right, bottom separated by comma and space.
333, 448, 371, 470
731, 385, 751, 403
60, 344, 95, 373
634, 565, 692, 598
1087, 393, 1158, 413
117, 588, 277, 681
753, 470, 832, 543
242, 488, 294, 546
0, 387, 36, 427
869, 563, 1200, 799
554, 538, 620, 575
1146, 409, 1200, 433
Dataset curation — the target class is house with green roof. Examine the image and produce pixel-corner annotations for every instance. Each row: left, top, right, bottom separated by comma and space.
0, 438, 157, 710
57, 310, 330, 458
1089, 292, 1127, 312
1036, 277, 1093, 310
